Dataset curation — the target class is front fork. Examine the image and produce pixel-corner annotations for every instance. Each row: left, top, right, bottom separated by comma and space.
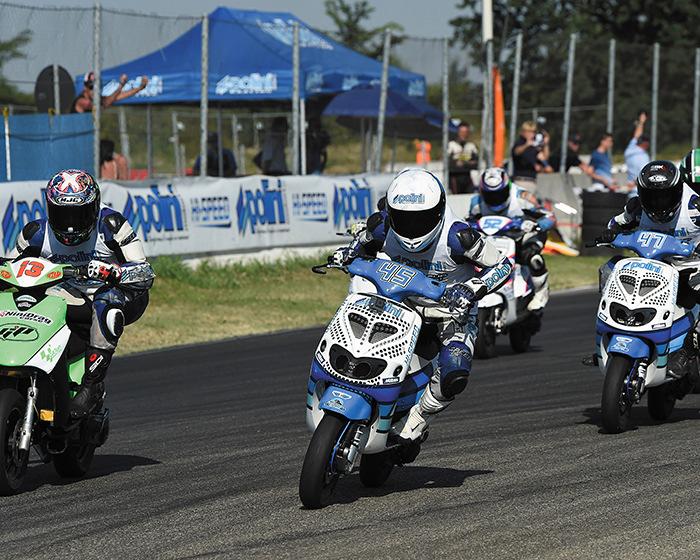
336, 423, 368, 474
626, 360, 648, 404
18, 375, 37, 451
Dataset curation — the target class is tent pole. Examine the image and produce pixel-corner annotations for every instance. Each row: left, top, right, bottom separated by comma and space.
231, 114, 239, 164
391, 134, 397, 173
200, 12, 209, 178
93, 2, 101, 177
300, 98, 307, 175
146, 104, 153, 178
442, 36, 449, 186
118, 106, 130, 175
360, 118, 366, 172
292, 21, 300, 175
508, 32, 522, 175
217, 105, 224, 177
374, 29, 392, 173
171, 111, 180, 177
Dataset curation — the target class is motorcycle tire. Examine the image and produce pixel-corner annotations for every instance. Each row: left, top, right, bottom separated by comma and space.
475, 308, 497, 359
0, 388, 29, 495
359, 450, 394, 488
509, 324, 532, 353
53, 442, 96, 478
601, 355, 634, 434
647, 384, 676, 422
299, 413, 347, 509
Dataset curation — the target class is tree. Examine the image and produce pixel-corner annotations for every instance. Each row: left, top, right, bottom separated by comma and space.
0, 29, 32, 105
324, 0, 404, 59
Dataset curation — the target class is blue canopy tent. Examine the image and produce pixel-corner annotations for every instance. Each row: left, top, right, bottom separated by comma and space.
82, 7, 426, 103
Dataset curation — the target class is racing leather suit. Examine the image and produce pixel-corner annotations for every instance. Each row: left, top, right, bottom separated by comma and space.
352, 204, 512, 440
604, 185, 700, 381
14, 206, 154, 389
468, 184, 555, 311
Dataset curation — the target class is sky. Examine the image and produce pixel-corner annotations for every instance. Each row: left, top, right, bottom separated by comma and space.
30, 0, 464, 38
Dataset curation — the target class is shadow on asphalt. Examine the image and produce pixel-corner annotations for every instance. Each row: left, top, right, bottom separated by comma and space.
580, 406, 700, 433
22, 454, 161, 492
331, 467, 494, 505
473, 344, 543, 361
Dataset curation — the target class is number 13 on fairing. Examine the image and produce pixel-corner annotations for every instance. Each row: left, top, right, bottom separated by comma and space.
377, 261, 416, 287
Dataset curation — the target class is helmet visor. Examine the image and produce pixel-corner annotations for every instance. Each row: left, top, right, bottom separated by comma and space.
639, 186, 682, 223
389, 205, 444, 239
481, 187, 510, 209
47, 200, 98, 238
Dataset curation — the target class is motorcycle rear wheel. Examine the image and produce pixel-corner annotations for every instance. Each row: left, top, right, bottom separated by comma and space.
475, 308, 497, 359
647, 384, 676, 422
299, 413, 347, 509
601, 355, 634, 434
0, 388, 29, 495
359, 450, 394, 488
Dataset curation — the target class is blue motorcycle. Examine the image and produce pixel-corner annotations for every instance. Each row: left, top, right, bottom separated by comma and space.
300, 257, 446, 508
593, 230, 700, 433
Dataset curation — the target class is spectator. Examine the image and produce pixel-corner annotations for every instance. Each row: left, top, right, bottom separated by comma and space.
511, 121, 553, 191
254, 117, 289, 176
72, 72, 148, 114
414, 139, 432, 167
624, 111, 651, 188
193, 133, 237, 177
550, 133, 594, 177
305, 117, 331, 174
589, 133, 618, 190
447, 123, 478, 193
99, 139, 128, 180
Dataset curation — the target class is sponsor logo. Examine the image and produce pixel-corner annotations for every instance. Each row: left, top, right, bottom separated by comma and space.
408, 79, 426, 97
305, 71, 324, 93
236, 179, 288, 235
1, 193, 47, 253
292, 192, 329, 222
0, 271, 10, 279
40, 344, 62, 362
122, 185, 186, 242
333, 179, 373, 229
324, 398, 346, 411
0, 310, 51, 324
342, 75, 361, 91
55, 195, 84, 204
611, 336, 633, 352
0, 323, 38, 342
394, 255, 447, 278
648, 174, 666, 183
47, 271, 61, 279
331, 390, 352, 400
257, 18, 333, 50
355, 296, 403, 319
392, 193, 425, 205
190, 196, 231, 227
50, 250, 97, 265
102, 75, 163, 98
215, 73, 278, 96
484, 261, 513, 290
621, 261, 662, 274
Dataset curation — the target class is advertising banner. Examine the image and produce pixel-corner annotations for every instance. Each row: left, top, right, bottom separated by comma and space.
0, 174, 394, 257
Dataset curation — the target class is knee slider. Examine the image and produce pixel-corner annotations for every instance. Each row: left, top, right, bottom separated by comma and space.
441, 370, 470, 399
438, 341, 472, 399
529, 253, 546, 274
105, 308, 125, 339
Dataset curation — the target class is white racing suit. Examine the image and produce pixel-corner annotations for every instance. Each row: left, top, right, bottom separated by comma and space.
14, 206, 155, 389
468, 184, 555, 311
353, 205, 512, 441
604, 185, 700, 381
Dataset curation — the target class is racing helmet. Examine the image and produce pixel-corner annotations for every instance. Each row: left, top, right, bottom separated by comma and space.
680, 148, 700, 194
479, 167, 511, 212
636, 160, 683, 224
386, 168, 446, 253
45, 169, 100, 246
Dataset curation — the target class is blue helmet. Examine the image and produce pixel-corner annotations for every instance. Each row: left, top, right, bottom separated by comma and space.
45, 169, 100, 246
479, 167, 511, 212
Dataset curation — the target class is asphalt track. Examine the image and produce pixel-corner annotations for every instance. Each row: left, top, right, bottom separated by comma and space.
2, 289, 700, 560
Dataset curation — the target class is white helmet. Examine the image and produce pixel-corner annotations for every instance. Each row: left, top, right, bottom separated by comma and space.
386, 168, 446, 252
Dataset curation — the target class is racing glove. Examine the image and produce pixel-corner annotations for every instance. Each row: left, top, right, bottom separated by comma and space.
521, 220, 539, 233
331, 245, 357, 267
595, 230, 617, 245
87, 260, 122, 286
441, 283, 476, 314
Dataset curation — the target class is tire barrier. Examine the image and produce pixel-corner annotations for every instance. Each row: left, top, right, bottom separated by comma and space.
580, 191, 628, 256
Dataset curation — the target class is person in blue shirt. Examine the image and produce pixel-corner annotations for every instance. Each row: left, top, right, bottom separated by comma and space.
624, 111, 650, 188
589, 133, 618, 190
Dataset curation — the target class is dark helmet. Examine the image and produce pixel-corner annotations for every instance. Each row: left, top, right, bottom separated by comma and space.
479, 167, 511, 212
680, 148, 700, 194
636, 160, 683, 223
45, 169, 100, 246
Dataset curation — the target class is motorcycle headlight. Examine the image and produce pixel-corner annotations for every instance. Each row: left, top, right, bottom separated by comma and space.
328, 344, 387, 381
609, 302, 656, 327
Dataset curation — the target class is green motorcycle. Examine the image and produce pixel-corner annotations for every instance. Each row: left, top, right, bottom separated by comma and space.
0, 256, 109, 494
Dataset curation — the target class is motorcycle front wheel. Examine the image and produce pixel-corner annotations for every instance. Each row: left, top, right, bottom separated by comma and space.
601, 355, 634, 434
0, 388, 29, 495
299, 413, 347, 509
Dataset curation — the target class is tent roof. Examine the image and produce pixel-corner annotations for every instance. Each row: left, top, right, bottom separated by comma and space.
87, 7, 426, 105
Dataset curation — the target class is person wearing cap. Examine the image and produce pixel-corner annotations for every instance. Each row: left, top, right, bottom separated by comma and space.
511, 121, 553, 191
550, 133, 594, 177
624, 111, 651, 189
71, 71, 149, 114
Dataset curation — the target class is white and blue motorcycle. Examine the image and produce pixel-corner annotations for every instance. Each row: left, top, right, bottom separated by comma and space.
593, 230, 700, 433
300, 257, 447, 509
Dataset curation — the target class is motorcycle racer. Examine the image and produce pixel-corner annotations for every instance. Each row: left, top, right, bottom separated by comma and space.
13, 170, 155, 418
333, 167, 512, 444
468, 167, 555, 312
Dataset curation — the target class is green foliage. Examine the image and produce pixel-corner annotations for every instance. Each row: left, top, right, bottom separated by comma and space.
0, 29, 33, 105
324, 0, 404, 59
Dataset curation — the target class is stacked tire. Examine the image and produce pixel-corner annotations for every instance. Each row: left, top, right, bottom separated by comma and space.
580, 191, 629, 256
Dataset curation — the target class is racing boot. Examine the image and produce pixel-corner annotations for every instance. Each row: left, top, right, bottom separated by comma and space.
393, 385, 452, 446
70, 347, 110, 419
668, 333, 700, 398
527, 271, 550, 312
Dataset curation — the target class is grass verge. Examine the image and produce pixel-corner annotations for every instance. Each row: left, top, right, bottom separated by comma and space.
119, 253, 607, 355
